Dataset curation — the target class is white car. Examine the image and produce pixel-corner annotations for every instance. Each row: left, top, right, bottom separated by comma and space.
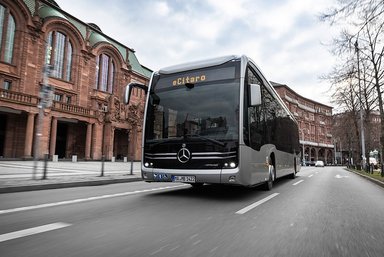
315, 160, 325, 167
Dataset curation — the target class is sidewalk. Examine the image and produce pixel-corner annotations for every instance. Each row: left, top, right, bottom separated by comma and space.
0, 160, 142, 193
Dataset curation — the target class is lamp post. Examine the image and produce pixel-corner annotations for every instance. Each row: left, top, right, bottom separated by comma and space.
33, 64, 53, 179
334, 139, 337, 165
355, 39, 366, 170
127, 128, 135, 175
301, 129, 305, 166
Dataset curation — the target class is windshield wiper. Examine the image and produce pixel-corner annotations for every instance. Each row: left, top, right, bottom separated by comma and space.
184, 134, 226, 147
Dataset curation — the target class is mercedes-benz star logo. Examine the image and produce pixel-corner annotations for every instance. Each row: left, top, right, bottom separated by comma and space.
177, 147, 191, 163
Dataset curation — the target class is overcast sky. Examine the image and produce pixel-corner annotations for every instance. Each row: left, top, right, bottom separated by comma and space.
55, 0, 339, 107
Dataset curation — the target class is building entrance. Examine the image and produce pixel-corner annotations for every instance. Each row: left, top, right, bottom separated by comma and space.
56, 122, 68, 158
113, 128, 128, 160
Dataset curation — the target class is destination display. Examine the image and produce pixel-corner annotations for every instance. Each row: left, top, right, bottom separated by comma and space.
154, 66, 236, 90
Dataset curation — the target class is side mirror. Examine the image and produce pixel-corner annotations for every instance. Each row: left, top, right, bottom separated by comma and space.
123, 82, 148, 105
250, 84, 262, 106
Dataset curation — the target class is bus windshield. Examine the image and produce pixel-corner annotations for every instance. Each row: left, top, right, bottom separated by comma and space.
145, 66, 240, 145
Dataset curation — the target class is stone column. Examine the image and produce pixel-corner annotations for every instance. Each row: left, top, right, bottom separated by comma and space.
308, 148, 312, 163
49, 117, 57, 157
85, 122, 92, 160
103, 123, 114, 160
91, 123, 102, 160
24, 112, 35, 159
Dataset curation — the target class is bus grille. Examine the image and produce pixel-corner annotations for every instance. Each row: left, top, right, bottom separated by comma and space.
144, 149, 238, 169
145, 151, 236, 160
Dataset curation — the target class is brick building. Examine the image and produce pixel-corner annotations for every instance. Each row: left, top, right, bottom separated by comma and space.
273, 82, 334, 165
333, 110, 381, 166
0, 0, 150, 160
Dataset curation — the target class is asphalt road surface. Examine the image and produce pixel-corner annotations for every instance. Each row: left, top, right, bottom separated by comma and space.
1, 166, 384, 257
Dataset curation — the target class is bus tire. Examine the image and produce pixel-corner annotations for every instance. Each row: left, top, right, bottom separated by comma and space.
291, 159, 297, 179
265, 165, 275, 191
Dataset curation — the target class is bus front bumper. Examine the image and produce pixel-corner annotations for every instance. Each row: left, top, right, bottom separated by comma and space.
141, 167, 241, 185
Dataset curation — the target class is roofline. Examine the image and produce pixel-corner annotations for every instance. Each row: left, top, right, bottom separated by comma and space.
271, 81, 333, 109
141, 64, 153, 73
40, 0, 135, 53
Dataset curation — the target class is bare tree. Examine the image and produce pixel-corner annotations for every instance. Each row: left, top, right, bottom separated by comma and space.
321, 0, 384, 167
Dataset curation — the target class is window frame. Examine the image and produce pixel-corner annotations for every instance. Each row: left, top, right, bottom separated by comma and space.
3, 80, 11, 90
0, 4, 16, 64
46, 30, 73, 81
95, 53, 115, 93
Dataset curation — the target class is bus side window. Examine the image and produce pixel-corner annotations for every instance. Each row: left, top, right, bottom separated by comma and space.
246, 67, 265, 150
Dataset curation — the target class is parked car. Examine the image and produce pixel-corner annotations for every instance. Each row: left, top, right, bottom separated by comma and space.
304, 161, 315, 166
315, 160, 325, 167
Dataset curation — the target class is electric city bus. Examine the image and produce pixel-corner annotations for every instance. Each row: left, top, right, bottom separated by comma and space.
124, 55, 300, 189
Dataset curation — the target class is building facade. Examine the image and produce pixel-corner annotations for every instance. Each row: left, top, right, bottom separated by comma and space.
273, 82, 334, 165
333, 110, 381, 166
0, 0, 150, 160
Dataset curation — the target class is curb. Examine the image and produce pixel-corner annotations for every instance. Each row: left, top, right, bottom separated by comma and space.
0, 177, 142, 194
346, 168, 384, 188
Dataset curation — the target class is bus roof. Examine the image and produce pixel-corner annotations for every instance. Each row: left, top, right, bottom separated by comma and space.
158, 55, 240, 74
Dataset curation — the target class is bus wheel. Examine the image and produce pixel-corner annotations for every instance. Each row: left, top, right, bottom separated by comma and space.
291, 160, 297, 179
265, 165, 275, 191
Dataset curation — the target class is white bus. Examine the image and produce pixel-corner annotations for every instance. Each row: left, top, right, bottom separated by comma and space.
124, 55, 300, 190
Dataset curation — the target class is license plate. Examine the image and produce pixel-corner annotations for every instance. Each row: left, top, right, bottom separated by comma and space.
172, 175, 196, 183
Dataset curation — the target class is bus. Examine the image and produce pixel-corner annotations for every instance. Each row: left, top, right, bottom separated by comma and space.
124, 55, 300, 190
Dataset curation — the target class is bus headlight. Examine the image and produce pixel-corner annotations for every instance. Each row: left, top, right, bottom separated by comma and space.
223, 162, 237, 169
144, 162, 154, 167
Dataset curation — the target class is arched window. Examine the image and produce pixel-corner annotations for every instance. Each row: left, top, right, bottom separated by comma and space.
46, 31, 73, 81
95, 53, 115, 93
0, 4, 15, 64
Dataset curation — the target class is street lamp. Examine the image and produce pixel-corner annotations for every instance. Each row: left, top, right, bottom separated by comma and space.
355, 39, 366, 170
33, 61, 53, 179
334, 139, 337, 165
301, 129, 305, 166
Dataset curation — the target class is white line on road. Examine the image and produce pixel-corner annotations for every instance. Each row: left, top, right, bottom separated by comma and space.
335, 174, 349, 179
308, 174, 314, 178
293, 179, 304, 186
0, 222, 71, 243
235, 193, 279, 214
0, 184, 188, 215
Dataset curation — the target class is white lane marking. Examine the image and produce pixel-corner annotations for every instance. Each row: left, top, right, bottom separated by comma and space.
0, 222, 71, 243
293, 179, 304, 186
210, 246, 219, 253
170, 245, 180, 251
235, 193, 279, 214
308, 174, 314, 178
335, 174, 349, 179
150, 244, 170, 255
189, 233, 199, 239
0, 185, 187, 215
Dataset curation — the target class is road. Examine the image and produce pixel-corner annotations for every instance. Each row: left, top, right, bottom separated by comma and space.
1, 166, 384, 257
